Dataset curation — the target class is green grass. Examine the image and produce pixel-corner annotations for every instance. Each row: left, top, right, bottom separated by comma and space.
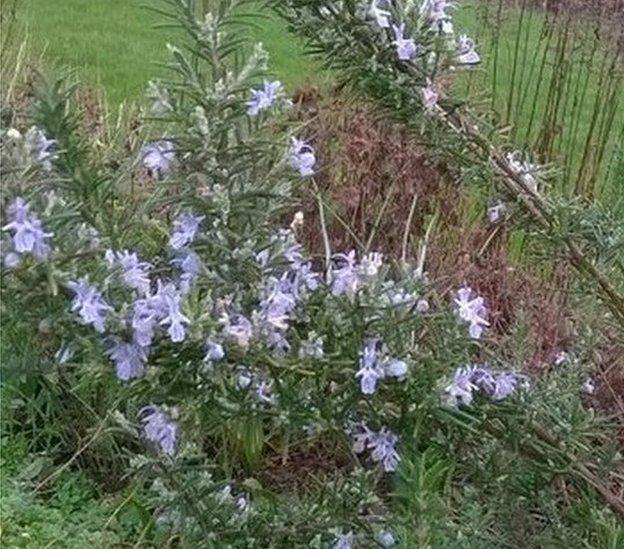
0, 435, 155, 548
19, 0, 318, 106
454, 1, 623, 197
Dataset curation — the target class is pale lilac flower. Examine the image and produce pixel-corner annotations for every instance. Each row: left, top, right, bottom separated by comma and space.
224, 314, 254, 348
419, 0, 454, 25
105, 249, 152, 295
27, 129, 57, 171
491, 372, 520, 401
506, 151, 538, 193
416, 298, 430, 313
445, 366, 524, 407
155, 281, 189, 343
68, 279, 112, 333
367, 0, 391, 28
582, 378, 595, 395
368, 427, 400, 472
264, 328, 291, 355
378, 531, 396, 547
454, 286, 489, 339
355, 339, 385, 394
169, 212, 204, 250
554, 350, 568, 366
359, 252, 383, 278
255, 380, 274, 404
234, 493, 250, 513
139, 406, 178, 456
392, 23, 418, 61
3, 197, 53, 260
444, 366, 477, 408
351, 422, 372, 454
331, 251, 360, 296
141, 140, 175, 177
259, 274, 297, 330
294, 261, 320, 292
4, 251, 21, 268
107, 340, 147, 381
55, 343, 73, 364
299, 332, 324, 360
420, 79, 439, 115
487, 201, 507, 224
204, 339, 225, 362
132, 297, 161, 347
289, 137, 316, 177
384, 358, 408, 379
247, 80, 283, 116
389, 288, 416, 307
457, 34, 480, 65
468, 365, 496, 394
333, 532, 354, 549
171, 249, 202, 293
237, 367, 253, 389
131, 281, 189, 345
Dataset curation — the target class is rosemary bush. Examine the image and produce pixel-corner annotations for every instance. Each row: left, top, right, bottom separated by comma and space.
1, 0, 623, 546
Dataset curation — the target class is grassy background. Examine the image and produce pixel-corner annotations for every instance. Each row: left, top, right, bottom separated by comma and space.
19, 0, 317, 106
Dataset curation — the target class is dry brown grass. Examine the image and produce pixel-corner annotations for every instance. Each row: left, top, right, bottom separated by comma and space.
292, 87, 573, 369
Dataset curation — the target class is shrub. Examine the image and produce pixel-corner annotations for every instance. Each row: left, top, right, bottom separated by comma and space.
1, 0, 622, 546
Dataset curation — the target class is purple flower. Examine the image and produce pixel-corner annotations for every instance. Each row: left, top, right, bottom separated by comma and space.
132, 298, 160, 347
368, 427, 400, 472
487, 201, 507, 224
105, 249, 152, 295
420, 79, 439, 115
352, 422, 373, 454
359, 252, 383, 278
392, 23, 418, 61
384, 358, 408, 378
444, 366, 478, 408
204, 339, 225, 362
155, 281, 189, 343
107, 340, 147, 381
255, 380, 274, 404
377, 531, 396, 547
3, 251, 21, 268
506, 151, 538, 193
468, 365, 496, 394
445, 365, 525, 407
289, 137, 316, 177
237, 367, 253, 389
419, 0, 454, 25
169, 212, 204, 250
171, 248, 202, 293
224, 314, 254, 348
457, 35, 480, 65
389, 288, 414, 307
331, 251, 360, 296
454, 286, 489, 339
416, 298, 430, 313
355, 339, 385, 394
141, 140, 175, 177
131, 280, 189, 345
333, 532, 354, 549
299, 333, 324, 360
27, 129, 57, 171
139, 406, 178, 456
491, 372, 520, 401
247, 80, 283, 116
68, 279, 112, 333
264, 327, 291, 355
2, 197, 53, 261
367, 0, 391, 28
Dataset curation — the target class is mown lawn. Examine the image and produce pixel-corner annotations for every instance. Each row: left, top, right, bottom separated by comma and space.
20, 0, 318, 106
